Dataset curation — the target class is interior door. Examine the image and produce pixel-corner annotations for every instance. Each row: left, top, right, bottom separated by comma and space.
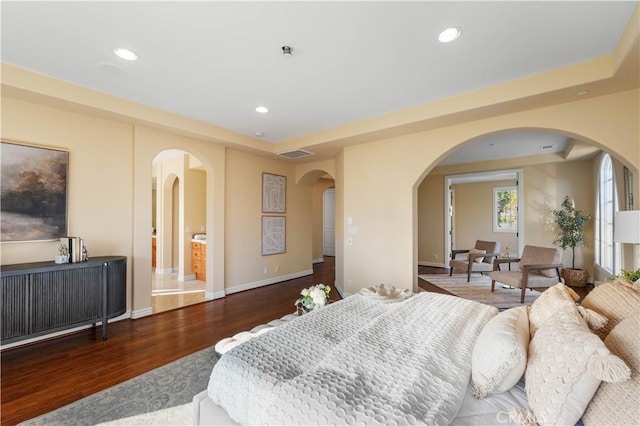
323, 188, 336, 256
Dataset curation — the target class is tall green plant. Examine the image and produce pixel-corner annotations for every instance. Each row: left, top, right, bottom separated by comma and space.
552, 196, 591, 269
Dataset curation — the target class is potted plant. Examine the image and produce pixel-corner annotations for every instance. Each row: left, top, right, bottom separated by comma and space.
552, 196, 592, 287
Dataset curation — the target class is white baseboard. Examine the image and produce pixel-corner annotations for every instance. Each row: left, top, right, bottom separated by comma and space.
312, 258, 324, 264
179, 274, 196, 282
334, 281, 350, 298
225, 269, 314, 295
131, 307, 153, 319
418, 261, 448, 268
0, 311, 132, 350
207, 290, 226, 300
155, 268, 174, 275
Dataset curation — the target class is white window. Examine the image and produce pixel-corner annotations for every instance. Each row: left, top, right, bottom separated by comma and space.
595, 154, 620, 274
493, 186, 518, 233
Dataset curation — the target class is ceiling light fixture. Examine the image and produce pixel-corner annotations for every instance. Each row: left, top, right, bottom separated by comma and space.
255, 131, 264, 137
114, 48, 139, 61
256, 106, 269, 113
576, 89, 590, 96
438, 27, 462, 43
282, 46, 293, 56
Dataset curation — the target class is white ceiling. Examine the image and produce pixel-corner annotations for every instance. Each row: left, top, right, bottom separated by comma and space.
1, 1, 637, 163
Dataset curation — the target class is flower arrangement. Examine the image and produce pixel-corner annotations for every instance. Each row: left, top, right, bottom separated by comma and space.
295, 283, 331, 313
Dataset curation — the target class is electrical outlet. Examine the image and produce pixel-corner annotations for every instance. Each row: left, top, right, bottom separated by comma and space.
434, 253, 439, 260
263, 267, 268, 275
275, 265, 279, 272
347, 237, 353, 246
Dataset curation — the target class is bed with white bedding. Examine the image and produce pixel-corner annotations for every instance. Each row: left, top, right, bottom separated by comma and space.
195, 280, 639, 425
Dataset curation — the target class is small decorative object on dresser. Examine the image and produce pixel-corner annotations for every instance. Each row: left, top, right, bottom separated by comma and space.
295, 283, 331, 314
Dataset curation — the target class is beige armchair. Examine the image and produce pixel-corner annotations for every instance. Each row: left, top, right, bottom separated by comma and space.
489, 245, 563, 303
449, 240, 502, 282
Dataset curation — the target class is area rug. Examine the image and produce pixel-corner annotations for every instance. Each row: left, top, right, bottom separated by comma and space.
418, 274, 542, 309
23, 346, 218, 426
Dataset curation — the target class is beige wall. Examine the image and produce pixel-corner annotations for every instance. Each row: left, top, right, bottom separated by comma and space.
417, 175, 445, 266
452, 179, 519, 254
312, 179, 335, 261
521, 160, 595, 272
224, 150, 313, 292
1, 97, 135, 310
340, 89, 639, 295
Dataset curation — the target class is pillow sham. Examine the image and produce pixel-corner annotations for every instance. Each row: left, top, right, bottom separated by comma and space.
580, 277, 640, 338
582, 314, 640, 426
524, 284, 630, 426
471, 306, 529, 399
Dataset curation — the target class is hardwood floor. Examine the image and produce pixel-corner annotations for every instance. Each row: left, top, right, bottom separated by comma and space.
1, 257, 339, 426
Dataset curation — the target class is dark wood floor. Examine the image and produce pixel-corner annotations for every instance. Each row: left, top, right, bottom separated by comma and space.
1, 258, 342, 426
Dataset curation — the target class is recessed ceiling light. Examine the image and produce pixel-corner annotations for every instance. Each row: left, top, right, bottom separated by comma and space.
438, 27, 462, 43
255, 131, 264, 137
114, 48, 139, 61
256, 106, 269, 113
576, 90, 590, 96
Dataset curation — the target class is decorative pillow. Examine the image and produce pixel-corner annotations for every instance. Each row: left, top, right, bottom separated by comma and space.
524, 285, 630, 426
581, 277, 640, 338
469, 248, 486, 263
528, 283, 580, 336
582, 314, 640, 426
471, 306, 529, 398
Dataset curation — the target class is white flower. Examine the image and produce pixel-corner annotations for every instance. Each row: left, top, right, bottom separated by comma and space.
310, 287, 327, 307
295, 283, 331, 312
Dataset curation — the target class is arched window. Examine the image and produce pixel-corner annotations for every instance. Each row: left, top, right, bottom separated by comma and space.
595, 154, 620, 274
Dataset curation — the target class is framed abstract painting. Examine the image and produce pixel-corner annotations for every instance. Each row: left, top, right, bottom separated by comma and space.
1, 141, 69, 242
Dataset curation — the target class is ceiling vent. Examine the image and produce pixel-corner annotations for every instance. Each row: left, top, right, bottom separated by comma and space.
277, 149, 314, 159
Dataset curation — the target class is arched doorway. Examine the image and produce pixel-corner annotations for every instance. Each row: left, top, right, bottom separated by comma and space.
415, 129, 637, 292
152, 149, 207, 313
297, 169, 338, 292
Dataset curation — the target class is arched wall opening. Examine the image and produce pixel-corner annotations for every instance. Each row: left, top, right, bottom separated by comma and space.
296, 167, 339, 293
413, 126, 639, 293
132, 125, 225, 318
151, 149, 208, 313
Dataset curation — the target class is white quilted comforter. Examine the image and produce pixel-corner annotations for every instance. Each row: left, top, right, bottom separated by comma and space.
207, 292, 497, 425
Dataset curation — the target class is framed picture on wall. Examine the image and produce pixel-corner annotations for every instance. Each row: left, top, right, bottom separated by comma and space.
1, 141, 69, 242
262, 172, 286, 213
262, 215, 286, 255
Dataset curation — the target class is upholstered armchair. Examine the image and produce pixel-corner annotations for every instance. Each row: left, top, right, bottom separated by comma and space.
449, 240, 502, 282
489, 245, 563, 303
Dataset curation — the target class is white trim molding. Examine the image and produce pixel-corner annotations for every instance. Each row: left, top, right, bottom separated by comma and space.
312, 258, 324, 264
131, 307, 153, 319
225, 269, 314, 295
418, 261, 447, 268
207, 290, 226, 300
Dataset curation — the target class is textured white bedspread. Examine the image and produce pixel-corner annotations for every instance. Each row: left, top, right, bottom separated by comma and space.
207, 292, 497, 425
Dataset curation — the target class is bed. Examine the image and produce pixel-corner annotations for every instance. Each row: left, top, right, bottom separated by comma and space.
194, 279, 639, 425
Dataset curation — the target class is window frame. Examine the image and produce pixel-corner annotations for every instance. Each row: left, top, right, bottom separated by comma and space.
595, 154, 621, 274
493, 185, 518, 233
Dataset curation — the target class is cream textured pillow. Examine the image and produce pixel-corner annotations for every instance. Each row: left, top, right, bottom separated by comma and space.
469, 248, 486, 263
582, 314, 640, 426
524, 284, 630, 426
581, 277, 640, 338
471, 306, 529, 398
528, 283, 580, 336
